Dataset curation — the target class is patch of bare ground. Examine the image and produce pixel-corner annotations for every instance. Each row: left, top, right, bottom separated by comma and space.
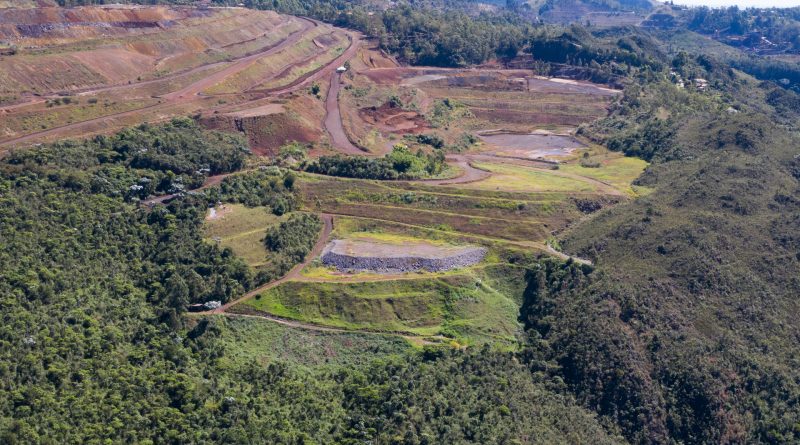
477, 131, 585, 161
358, 102, 429, 135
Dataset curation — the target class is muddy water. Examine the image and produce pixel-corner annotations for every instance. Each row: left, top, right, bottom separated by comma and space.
477, 133, 584, 158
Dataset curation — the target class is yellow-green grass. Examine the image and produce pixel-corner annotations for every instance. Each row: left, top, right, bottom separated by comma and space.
328, 216, 515, 263
237, 265, 525, 345
299, 173, 569, 217
209, 315, 415, 370
2, 97, 211, 147
419, 86, 611, 129
203, 204, 281, 267
466, 162, 598, 193
559, 155, 649, 196
341, 230, 454, 246
296, 173, 575, 242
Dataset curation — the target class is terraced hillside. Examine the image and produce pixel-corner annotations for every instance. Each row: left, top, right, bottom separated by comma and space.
0, 5, 352, 147
0, 7, 303, 93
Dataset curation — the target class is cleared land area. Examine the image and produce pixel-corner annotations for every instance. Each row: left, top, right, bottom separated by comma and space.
0, 6, 355, 149
203, 204, 281, 268
2, 5, 647, 346
477, 131, 585, 161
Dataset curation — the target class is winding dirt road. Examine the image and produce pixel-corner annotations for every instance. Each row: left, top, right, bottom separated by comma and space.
324, 71, 365, 155
210, 213, 333, 314
417, 155, 492, 185
251, 30, 361, 97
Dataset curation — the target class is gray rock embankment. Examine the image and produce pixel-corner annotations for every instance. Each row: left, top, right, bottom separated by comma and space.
321, 246, 487, 274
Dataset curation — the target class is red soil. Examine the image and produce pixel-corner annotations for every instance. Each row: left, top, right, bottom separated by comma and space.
324, 71, 365, 155
358, 102, 429, 134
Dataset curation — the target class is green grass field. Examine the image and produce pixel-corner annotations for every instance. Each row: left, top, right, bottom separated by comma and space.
467, 162, 598, 193
209, 315, 413, 370
237, 264, 526, 345
559, 154, 649, 196
203, 204, 282, 267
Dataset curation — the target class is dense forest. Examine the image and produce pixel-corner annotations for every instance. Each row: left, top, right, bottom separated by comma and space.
553, 42, 800, 443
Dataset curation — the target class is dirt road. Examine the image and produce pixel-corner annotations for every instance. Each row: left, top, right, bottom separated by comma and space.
251, 30, 361, 97
211, 213, 333, 314
324, 71, 365, 155
417, 155, 492, 185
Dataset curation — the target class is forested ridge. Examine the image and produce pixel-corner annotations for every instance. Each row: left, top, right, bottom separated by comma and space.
530, 46, 800, 442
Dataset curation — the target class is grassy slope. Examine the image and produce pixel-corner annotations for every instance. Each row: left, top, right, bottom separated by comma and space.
239, 264, 526, 345
212, 315, 413, 369
202, 204, 282, 267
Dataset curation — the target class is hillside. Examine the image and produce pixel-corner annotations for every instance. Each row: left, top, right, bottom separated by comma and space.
524, 75, 800, 442
1, 1, 799, 444
536, 0, 654, 25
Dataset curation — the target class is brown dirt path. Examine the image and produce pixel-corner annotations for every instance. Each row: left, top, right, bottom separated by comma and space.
210, 213, 333, 314
324, 71, 365, 155
415, 155, 492, 185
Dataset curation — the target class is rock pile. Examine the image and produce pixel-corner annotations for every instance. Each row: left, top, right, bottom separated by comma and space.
321, 240, 486, 274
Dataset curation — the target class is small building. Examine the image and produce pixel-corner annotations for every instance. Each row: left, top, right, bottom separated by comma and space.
694, 78, 709, 91
336, 66, 347, 73
203, 300, 222, 310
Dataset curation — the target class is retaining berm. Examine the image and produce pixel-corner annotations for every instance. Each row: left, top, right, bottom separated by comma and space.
321, 239, 486, 273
